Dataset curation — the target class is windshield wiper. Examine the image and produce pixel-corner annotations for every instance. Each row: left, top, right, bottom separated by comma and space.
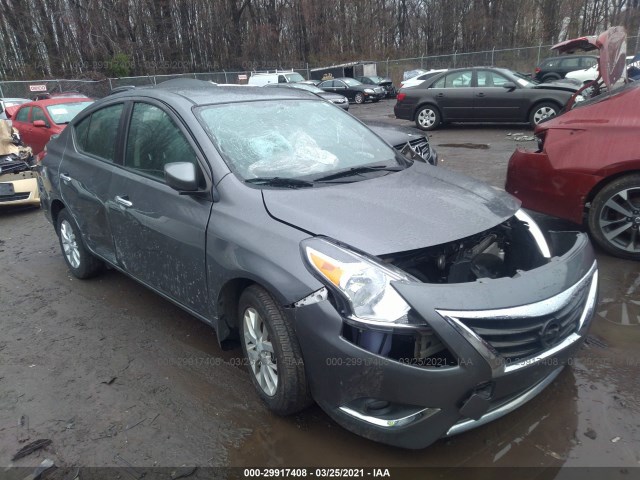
245, 177, 314, 188
312, 165, 404, 182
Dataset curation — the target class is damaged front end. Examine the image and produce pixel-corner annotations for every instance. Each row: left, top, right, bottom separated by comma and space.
1, 119, 39, 205
293, 209, 597, 448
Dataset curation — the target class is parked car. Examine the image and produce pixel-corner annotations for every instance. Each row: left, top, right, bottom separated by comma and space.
298, 79, 321, 86
265, 82, 349, 110
368, 125, 438, 166
507, 26, 638, 260
10, 97, 94, 154
39, 80, 598, 449
0, 119, 39, 207
565, 63, 599, 84
400, 69, 447, 89
318, 77, 385, 104
394, 67, 579, 130
533, 54, 598, 82
354, 75, 396, 97
248, 71, 306, 86
0, 98, 31, 120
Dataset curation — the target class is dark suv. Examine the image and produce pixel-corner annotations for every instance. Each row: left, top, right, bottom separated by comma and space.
534, 55, 598, 82
38, 79, 598, 449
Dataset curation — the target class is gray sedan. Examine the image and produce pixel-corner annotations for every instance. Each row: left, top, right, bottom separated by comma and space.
395, 67, 580, 130
38, 79, 597, 449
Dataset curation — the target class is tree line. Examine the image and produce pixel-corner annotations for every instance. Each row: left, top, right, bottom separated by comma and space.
0, 0, 638, 80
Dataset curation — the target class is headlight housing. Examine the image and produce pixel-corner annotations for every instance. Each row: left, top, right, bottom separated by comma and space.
364, 88, 375, 94
301, 238, 415, 326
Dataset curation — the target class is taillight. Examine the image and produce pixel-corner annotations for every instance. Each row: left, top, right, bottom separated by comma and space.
396, 92, 406, 102
534, 67, 541, 74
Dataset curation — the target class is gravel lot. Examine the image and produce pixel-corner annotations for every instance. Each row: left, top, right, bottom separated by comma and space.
1, 99, 639, 475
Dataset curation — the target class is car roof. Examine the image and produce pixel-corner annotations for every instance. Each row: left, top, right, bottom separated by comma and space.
108, 79, 318, 107
18, 97, 95, 109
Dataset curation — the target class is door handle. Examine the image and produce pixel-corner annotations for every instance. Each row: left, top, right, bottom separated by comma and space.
59, 173, 71, 183
476, 93, 485, 97
115, 195, 133, 208
436, 93, 445, 98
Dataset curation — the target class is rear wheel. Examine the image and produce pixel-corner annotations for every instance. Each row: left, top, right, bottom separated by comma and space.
415, 105, 441, 131
239, 285, 312, 415
529, 102, 559, 127
541, 74, 561, 82
587, 175, 640, 260
56, 209, 104, 278
354, 93, 365, 104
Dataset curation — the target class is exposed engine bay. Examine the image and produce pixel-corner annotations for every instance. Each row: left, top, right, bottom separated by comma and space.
0, 119, 35, 175
380, 215, 548, 284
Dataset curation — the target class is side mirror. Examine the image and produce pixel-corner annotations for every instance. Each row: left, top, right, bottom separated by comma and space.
165, 162, 199, 192
502, 82, 517, 91
33, 120, 47, 128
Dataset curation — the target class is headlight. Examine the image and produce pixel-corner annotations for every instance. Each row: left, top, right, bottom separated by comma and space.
364, 88, 375, 94
301, 238, 413, 326
515, 210, 551, 258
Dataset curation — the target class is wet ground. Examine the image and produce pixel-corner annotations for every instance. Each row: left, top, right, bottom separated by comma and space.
1, 100, 639, 476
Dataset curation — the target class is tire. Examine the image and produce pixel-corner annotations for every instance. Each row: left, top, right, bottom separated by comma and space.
541, 74, 561, 82
587, 174, 640, 260
415, 105, 441, 131
372, 98, 380, 103
239, 285, 312, 415
56, 209, 104, 279
354, 92, 365, 104
529, 102, 559, 127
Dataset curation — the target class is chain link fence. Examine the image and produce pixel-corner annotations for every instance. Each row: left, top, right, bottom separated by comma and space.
1, 38, 636, 99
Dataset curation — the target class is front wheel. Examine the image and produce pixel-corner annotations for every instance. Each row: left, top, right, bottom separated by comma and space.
529, 102, 559, 127
239, 285, 312, 415
354, 93, 365, 104
415, 105, 441, 131
56, 209, 104, 278
587, 174, 640, 260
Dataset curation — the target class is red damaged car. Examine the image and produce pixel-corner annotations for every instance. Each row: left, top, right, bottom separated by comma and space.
506, 26, 640, 260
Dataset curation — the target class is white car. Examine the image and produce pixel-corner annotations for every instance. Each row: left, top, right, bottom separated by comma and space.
400, 69, 447, 89
565, 63, 598, 83
567, 55, 639, 84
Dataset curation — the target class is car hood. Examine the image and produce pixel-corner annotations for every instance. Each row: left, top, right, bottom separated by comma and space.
552, 26, 627, 89
262, 163, 520, 255
532, 80, 580, 92
318, 92, 347, 101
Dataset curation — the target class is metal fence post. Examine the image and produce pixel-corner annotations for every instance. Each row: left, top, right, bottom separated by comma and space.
537, 42, 542, 64
491, 46, 495, 66
453, 51, 457, 68
386, 58, 389, 77
108, 78, 113, 90
0, 82, 4, 99
224, 70, 228, 83
306, 62, 310, 80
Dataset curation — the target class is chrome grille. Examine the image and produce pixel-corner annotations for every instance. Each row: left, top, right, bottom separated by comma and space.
458, 282, 590, 363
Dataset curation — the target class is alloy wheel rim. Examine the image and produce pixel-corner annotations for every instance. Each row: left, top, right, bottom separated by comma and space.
355, 94, 364, 104
534, 106, 556, 124
243, 307, 278, 396
598, 187, 640, 253
60, 220, 81, 269
418, 109, 435, 127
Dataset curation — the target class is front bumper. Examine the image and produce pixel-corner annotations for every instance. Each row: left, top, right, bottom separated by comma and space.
0, 172, 40, 206
293, 232, 597, 449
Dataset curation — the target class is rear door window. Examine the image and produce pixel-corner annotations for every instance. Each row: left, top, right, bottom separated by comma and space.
582, 57, 598, 68
74, 104, 123, 162
15, 107, 29, 122
444, 71, 472, 88
561, 57, 581, 69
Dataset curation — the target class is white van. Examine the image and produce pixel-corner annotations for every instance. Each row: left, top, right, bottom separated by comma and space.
248, 71, 306, 86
